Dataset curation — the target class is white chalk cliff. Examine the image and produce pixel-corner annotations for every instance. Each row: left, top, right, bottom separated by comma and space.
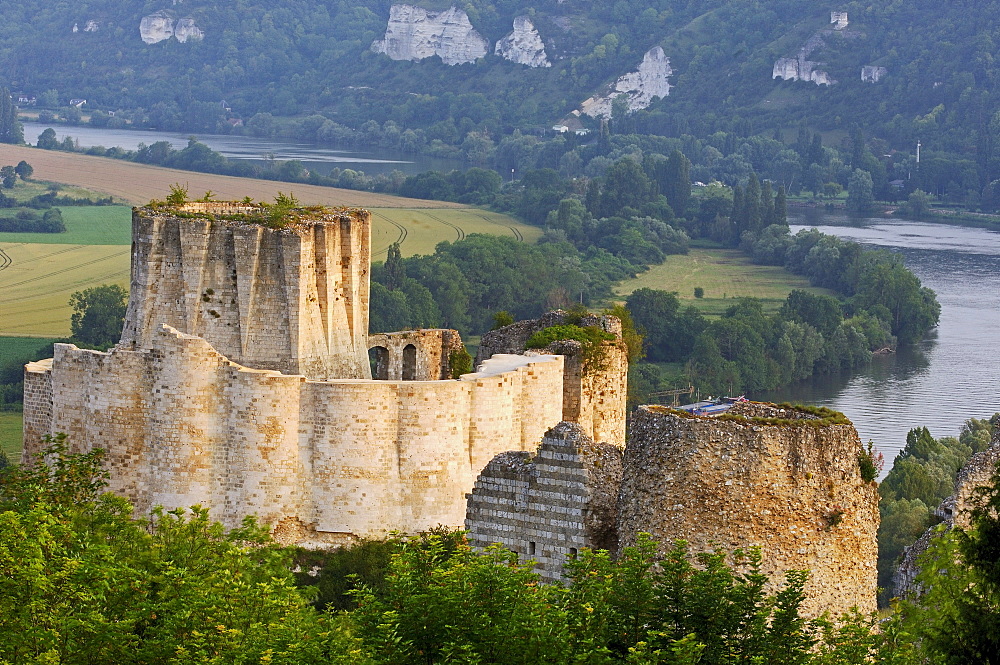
372, 5, 488, 66
174, 17, 204, 43
140, 11, 203, 44
581, 46, 672, 119
140, 11, 175, 44
496, 16, 550, 67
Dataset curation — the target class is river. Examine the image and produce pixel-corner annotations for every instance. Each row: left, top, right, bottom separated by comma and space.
20, 121, 461, 177
756, 209, 1000, 469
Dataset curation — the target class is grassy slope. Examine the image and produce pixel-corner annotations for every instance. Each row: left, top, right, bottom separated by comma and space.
615, 248, 835, 316
0, 412, 22, 463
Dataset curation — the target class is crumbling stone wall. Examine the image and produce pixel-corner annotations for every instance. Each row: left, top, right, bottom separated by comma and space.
617, 403, 879, 617
476, 311, 627, 447
367, 329, 464, 380
895, 431, 1000, 598
120, 205, 371, 380
24, 326, 564, 545
465, 421, 623, 581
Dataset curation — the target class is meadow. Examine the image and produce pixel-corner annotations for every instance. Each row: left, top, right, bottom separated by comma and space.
0, 412, 22, 463
615, 248, 834, 316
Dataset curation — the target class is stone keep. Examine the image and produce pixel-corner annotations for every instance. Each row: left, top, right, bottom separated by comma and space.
23, 203, 592, 545
120, 203, 371, 380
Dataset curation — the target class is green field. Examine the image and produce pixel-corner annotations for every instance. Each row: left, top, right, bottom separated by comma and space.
369, 208, 540, 259
616, 249, 836, 316
0, 336, 56, 368
0, 205, 132, 245
0, 411, 22, 463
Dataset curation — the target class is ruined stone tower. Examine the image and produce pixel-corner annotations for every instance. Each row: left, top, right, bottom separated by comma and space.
618, 403, 879, 617
120, 203, 371, 379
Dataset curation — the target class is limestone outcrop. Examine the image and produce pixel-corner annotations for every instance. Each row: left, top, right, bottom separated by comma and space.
465, 421, 624, 581
580, 46, 672, 119
495, 16, 550, 68
174, 17, 204, 43
617, 403, 879, 617
140, 11, 174, 44
371, 4, 488, 66
861, 65, 887, 83
772, 33, 836, 86
140, 11, 203, 44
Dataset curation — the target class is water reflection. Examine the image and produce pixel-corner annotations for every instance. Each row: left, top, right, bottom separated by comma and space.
756, 211, 1000, 469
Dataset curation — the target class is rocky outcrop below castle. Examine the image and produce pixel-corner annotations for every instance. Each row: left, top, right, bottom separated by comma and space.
371, 4, 488, 65
140, 11, 203, 44
894, 431, 1000, 598
618, 403, 879, 617
495, 16, 550, 67
580, 46, 672, 118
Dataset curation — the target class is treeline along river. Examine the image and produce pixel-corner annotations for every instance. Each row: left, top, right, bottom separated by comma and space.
758, 209, 1000, 468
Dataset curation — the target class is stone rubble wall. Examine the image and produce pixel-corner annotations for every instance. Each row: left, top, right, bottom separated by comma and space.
24, 326, 564, 544
367, 328, 464, 380
465, 421, 624, 581
476, 311, 626, 447
22, 359, 53, 457
120, 206, 371, 381
617, 403, 879, 618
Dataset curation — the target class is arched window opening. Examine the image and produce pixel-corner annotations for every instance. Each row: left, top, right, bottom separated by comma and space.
369, 346, 389, 380
402, 344, 417, 381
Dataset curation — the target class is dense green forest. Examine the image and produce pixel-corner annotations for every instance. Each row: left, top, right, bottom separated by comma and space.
5, 436, 1000, 663
7, 0, 1000, 202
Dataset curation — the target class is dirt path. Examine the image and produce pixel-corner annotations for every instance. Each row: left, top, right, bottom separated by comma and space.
0, 144, 463, 208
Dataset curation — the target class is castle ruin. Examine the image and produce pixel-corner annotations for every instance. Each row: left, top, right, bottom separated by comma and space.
23, 203, 626, 545
467, 401, 879, 617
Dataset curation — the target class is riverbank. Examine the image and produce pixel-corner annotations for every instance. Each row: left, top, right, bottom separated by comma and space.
788, 199, 1000, 231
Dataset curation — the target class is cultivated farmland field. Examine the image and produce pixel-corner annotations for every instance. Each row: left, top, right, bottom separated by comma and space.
1, 243, 131, 337
0, 143, 464, 208
615, 249, 835, 316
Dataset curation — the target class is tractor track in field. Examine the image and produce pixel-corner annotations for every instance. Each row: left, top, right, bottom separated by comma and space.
422, 212, 465, 241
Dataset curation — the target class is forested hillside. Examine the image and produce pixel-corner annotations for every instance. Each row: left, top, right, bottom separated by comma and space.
4, 0, 1000, 169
